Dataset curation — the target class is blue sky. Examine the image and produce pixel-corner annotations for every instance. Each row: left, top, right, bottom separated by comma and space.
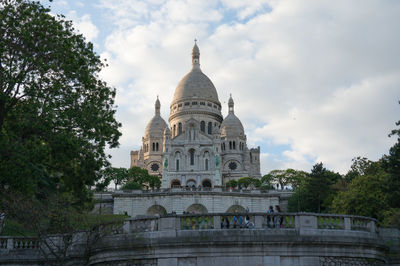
42, 0, 400, 174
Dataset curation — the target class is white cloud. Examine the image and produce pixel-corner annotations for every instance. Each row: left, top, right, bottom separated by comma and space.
66, 11, 99, 43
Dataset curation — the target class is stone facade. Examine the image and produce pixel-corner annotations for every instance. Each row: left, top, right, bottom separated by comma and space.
130, 43, 261, 188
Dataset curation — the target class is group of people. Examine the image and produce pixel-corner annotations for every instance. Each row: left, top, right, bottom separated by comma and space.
221, 205, 283, 229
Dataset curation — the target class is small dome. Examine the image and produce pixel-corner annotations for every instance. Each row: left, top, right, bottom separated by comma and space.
221, 94, 244, 137
145, 98, 168, 138
145, 115, 168, 138
221, 113, 244, 137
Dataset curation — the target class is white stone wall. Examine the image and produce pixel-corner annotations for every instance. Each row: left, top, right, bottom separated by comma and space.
113, 192, 280, 217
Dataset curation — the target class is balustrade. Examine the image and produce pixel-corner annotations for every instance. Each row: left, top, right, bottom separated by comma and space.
10, 238, 40, 249
180, 215, 214, 230
317, 214, 345, 230
351, 217, 370, 232
0, 213, 378, 252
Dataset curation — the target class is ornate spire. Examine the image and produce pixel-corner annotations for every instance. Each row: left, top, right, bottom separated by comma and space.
192, 39, 200, 67
228, 94, 234, 114
155, 95, 160, 115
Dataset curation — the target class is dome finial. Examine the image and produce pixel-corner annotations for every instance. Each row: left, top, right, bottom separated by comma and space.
155, 96, 161, 115
228, 94, 234, 114
192, 39, 200, 67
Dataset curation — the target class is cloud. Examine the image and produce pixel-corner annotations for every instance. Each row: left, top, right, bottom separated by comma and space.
66, 11, 99, 43
89, 0, 400, 175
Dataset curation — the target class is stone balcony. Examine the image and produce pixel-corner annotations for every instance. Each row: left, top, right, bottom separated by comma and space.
1, 212, 399, 265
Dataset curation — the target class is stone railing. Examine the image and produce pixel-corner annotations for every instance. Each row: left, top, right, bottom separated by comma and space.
0, 213, 378, 253
0, 237, 40, 250
120, 212, 377, 234
115, 187, 293, 195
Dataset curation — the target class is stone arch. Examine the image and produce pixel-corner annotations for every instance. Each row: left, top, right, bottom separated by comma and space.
226, 205, 246, 213
186, 179, 196, 187
171, 179, 181, 187
186, 204, 208, 214
146, 205, 167, 216
202, 179, 212, 188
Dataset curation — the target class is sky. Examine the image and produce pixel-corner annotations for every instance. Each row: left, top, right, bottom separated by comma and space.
44, 0, 400, 175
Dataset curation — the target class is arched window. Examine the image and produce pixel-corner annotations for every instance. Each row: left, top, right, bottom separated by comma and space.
202, 180, 212, 188
156, 142, 159, 151
173, 125, 176, 137
152, 142, 155, 151
233, 141, 236, 150
207, 122, 212, 134
178, 123, 182, 134
171, 180, 181, 187
176, 159, 180, 171
205, 158, 209, 171
229, 141, 232, 150
189, 149, 195, 165
200, 121, 205, 132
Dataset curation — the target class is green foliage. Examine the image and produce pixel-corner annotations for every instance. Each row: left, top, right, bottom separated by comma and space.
103, 166, 161, 190
260, 174, 274, 189
237, 177, 252, 188
329, 101, 400, 224
121, 181, 142, 190
262, 169, 307, 190
331, 171, 388, 219
382, 208, 400, 229
97, 167, 129, 191
0, 189, 125, 236
0, 0, 121, 205
287, 163, 340, 213
225, 179, 238, 188
250, 178, 261, 188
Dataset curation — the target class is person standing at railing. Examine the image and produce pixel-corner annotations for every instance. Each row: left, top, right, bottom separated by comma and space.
221, 216, 230, 229
233, 211, 243, 228
245, 215, 254, 229
267, 206, 274, 228
275, 205, 283, 228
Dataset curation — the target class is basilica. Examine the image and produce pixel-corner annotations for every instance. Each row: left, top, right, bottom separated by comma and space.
130, 42, 261, 188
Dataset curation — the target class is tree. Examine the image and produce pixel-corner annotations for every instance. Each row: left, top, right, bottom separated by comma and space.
288, 163, 340, 213
98, 167, 129, 191
0, 0, 121, 204
262, 169, 307, 190
260, 174, 274, 189
0, 188, 125, 265
237, 177, 252, 189
225, 179, 238, 188
331, 171, 389, 219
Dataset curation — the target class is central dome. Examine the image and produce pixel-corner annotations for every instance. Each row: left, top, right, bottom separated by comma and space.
173, 68, 219, 103
171, 43, 220, 106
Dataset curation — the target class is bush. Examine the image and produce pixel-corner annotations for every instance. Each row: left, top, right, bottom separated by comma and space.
121, 182, 142, 190
225, 180, 238, 188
